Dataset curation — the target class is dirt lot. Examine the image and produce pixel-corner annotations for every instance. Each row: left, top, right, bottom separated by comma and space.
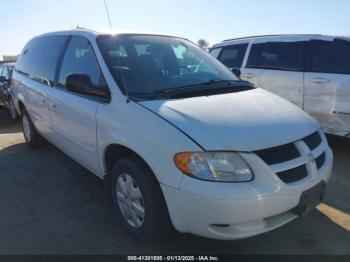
0, 106, 349, 255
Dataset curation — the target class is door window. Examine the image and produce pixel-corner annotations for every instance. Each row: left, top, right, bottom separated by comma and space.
209, 48, 222, 58
16, 36, 68, 87
309, 39, 350, 74
2, 66, 10, 80
59, 36, 104, 89
218, 44, 248, 68
247, 42, 305, 71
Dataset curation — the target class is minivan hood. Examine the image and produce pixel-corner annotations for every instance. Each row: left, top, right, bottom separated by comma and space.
141, 88, 319, 151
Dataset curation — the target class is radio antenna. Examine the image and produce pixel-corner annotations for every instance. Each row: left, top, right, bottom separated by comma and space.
103, 0, 113, 30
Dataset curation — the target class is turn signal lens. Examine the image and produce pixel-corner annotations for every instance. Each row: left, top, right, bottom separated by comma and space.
174, 152, 193, 175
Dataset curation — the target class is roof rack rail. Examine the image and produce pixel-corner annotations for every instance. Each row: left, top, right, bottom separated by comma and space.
222, 34, 325, 42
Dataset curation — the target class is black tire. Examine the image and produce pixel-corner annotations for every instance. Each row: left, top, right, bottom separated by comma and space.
21, 108, 44, 148
111, 156, 172, 240
8, 97, 18, 121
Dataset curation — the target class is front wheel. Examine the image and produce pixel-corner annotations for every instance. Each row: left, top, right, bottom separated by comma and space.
111, 156, 172, 240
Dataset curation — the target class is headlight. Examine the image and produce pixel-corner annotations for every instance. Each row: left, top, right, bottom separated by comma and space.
174, 152, 254, 182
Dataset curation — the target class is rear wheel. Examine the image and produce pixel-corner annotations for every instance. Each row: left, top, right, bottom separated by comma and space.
111, 156, 172, 240
22, 109, 44, 148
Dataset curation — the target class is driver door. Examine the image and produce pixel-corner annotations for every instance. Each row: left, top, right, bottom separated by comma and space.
49, 36, 106, 174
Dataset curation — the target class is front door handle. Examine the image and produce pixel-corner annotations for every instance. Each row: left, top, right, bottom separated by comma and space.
310, 78, 331, 84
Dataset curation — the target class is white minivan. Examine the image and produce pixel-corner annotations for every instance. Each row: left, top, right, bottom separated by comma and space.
211, 34, 350, 138
12, 30, 333, 240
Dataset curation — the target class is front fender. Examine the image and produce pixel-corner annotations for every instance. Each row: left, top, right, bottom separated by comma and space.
96, 98, 202, 189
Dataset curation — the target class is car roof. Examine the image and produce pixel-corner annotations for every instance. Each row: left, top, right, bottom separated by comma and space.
211, 34, 350, 48
32, 28, 189, 42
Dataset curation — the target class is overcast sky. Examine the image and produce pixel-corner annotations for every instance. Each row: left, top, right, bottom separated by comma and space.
1, 0, 350, 58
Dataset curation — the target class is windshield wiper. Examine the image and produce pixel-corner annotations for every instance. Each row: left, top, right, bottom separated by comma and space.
175, 79, 237, 90
155, 79, 253, 99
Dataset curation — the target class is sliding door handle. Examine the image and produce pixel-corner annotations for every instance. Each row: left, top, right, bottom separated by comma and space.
310, 78, 331, 84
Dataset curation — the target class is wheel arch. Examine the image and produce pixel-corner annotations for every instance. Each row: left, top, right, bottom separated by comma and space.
103, 143, 174, 237
103, 143, 161, 201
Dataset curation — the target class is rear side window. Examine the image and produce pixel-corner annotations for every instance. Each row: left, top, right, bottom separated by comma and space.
218, 44, 248, 68
59, 36, 104, 89
246, 41, 305, 71
16, 35, 68, 87
309, 39, 350, 74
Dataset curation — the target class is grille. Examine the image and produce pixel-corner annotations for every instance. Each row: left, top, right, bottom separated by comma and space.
276, 165, 308, 183
255, 131, 324, 184
303, 132, 322, 150
255, 143, 300, 165
315, 152, 326, 170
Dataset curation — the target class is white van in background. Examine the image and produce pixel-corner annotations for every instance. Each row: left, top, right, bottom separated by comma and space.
210, 34, 350, 138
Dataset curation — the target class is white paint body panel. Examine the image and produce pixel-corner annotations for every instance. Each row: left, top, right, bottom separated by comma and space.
304, 72, 350, 136
11, 30, 334, 240
141, 88, 319, 151
241, 68, 304, 108
48, 89, 100, 174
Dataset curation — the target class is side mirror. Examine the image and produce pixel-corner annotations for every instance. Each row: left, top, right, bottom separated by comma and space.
65, 74, 109, 100
231, 67, 241, 78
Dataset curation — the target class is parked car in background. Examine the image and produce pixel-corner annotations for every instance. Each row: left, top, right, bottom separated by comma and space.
0, 62, 18, 120
210, 34, 350, 138
11, 30, 333, 240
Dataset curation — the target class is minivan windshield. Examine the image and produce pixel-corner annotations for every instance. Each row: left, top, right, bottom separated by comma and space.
97, 35, 247, 99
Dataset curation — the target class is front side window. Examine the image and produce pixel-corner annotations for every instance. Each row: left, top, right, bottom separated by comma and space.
247, 42, 304, 71
218, 44, 248, 68
59, 36, 104, 89
309, 39, 350, 74
209, 48, 222, 58
16, 35, 68, 87
97, 35, 240, 98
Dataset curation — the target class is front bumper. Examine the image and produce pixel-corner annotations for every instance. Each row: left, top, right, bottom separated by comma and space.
161, 147, 333, 240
